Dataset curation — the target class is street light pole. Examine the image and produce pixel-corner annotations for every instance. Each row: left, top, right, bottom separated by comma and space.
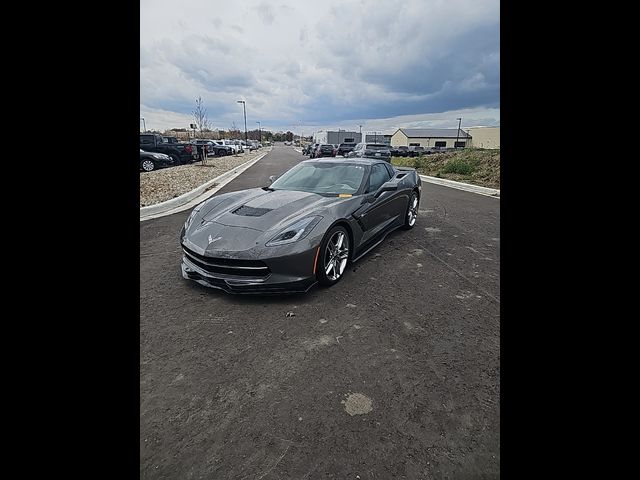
237, 100, 248, 149
256, 121, 261, 142
140, 117, 146, 132
456, 117, 462, 148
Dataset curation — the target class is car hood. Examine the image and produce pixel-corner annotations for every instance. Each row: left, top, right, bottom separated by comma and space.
184, 188, 353, 253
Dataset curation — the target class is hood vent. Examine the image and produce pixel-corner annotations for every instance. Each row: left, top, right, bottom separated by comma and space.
232, 205, 272, 217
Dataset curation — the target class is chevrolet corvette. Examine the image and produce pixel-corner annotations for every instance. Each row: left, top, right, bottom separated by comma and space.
180, 157, 422, 294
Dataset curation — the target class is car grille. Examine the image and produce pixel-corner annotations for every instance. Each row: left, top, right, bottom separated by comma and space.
182, 246, 270, 277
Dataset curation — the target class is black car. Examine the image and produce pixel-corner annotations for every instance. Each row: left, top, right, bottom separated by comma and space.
180, 158, 422, 294
348, 143, 391, 162
140, 149, 176, 172
336, 142, 357, 157
314, 144, 336, 158
408, 146, 425, 157
396, 146, 410, 157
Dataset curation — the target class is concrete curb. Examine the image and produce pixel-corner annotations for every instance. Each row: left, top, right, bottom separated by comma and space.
419, 174, 500, 198
140, 148, 271, 221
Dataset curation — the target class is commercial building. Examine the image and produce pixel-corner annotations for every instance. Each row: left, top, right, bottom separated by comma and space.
390, 128, 472, 149
467, 126, 500, 149
313, 130, 362, 145
363, 131, 392, 145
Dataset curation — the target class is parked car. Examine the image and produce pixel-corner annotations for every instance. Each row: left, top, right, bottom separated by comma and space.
348, 143, 391, 162
221, 140, 242, 154
308, 143, 321, 158
180, 157, 422, 294
140, 149, 175, 172
212, 140, 234, 156
314, 144, 337, 158
427, 146, 448, 154
396, 146, 410, 157
336, 142, 357, 157
140, 133, 197, 164
408, 146, 426, 157
190, 139, 218, 158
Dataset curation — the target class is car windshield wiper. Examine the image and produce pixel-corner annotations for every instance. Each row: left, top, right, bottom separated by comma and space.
262, 186, 275, 191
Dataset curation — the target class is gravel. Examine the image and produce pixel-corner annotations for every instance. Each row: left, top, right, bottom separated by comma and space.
140, 149, 268, 207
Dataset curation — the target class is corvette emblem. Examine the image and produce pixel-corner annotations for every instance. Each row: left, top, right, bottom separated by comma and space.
208, 235, 222, 245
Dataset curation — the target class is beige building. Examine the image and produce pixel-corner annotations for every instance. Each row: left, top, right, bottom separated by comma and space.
390, 128, 472, 148
467, 126, 500, 149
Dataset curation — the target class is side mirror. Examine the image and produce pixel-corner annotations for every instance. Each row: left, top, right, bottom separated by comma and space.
374, 181, 398, 198
268, 175, 277, 184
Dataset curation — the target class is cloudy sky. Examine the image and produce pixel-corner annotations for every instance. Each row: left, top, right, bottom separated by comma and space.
140, 0, 499, 134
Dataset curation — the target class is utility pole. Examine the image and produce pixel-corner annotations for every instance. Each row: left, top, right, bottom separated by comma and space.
456, 117, 462, 148
237, 100, 248, 149
140, 117, 146, 132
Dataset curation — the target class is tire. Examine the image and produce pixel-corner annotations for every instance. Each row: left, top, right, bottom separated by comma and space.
141, 159, 156, 172
402, 191, 419, 230
316, 225, 350, 287
169, 154, 182, 165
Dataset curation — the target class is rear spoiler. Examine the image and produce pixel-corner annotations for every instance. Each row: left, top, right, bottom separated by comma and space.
394, 166, 416, 172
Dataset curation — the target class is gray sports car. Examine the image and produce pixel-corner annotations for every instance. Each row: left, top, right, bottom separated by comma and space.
180, 158, 422, 294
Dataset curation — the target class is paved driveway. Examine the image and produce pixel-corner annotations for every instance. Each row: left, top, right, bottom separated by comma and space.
140, 144, 500, 479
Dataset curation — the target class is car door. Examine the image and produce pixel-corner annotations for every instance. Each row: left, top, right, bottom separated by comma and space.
356, 163, 395, 244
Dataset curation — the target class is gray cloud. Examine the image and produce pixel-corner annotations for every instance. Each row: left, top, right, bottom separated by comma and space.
141, 0, 499, 131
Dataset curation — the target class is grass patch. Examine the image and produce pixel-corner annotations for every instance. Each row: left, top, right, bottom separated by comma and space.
391, 148, 500, 189
441, 158, 475, 175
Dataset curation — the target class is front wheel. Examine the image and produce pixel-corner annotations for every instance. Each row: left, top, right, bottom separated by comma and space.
141, 159, 156, 172
317, 226, 350, 287
402, 191, 419, 230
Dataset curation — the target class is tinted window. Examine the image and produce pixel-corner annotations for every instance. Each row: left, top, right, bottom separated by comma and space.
435, 141, 446, 147
368, 164, 391, 193
140, 135, 154, 145
366, 144, 389, 150
384, 163, 395, 178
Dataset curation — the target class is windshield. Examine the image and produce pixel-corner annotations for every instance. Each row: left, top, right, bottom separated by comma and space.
270, 162, 366, 195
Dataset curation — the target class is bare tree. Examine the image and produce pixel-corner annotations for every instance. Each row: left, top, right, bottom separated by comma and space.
193, 96, 211, 135
192, 96, 211, 165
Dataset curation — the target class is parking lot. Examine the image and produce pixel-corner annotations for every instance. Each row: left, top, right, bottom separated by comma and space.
140, 144, 500, 478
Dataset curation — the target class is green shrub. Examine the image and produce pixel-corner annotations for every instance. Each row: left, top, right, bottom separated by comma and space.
413, 156, 428, 169
441, 159, 475, 175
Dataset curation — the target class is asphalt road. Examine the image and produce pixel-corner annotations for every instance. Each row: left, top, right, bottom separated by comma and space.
140, 144, 500, 479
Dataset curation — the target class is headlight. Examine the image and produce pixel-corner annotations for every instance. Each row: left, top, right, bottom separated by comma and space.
184, 203, 204, 229
266, 216, 322, 247
153, 154, 167, 159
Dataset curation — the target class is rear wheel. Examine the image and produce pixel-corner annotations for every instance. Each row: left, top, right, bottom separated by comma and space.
317, 226, 350, 287
141, 159, 156, 172
402, 191, 419, 230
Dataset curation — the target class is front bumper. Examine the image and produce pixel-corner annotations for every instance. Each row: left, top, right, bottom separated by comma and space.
180, 243, 319, 294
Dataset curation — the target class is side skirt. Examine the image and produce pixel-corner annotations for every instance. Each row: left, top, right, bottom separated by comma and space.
351, 223, 404, 263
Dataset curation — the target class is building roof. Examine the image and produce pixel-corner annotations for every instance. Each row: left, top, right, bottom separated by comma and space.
396, 128, 471, 138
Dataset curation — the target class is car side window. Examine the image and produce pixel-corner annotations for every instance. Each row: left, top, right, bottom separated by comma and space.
383, 163, 395, 178
367, 164, 392, 193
